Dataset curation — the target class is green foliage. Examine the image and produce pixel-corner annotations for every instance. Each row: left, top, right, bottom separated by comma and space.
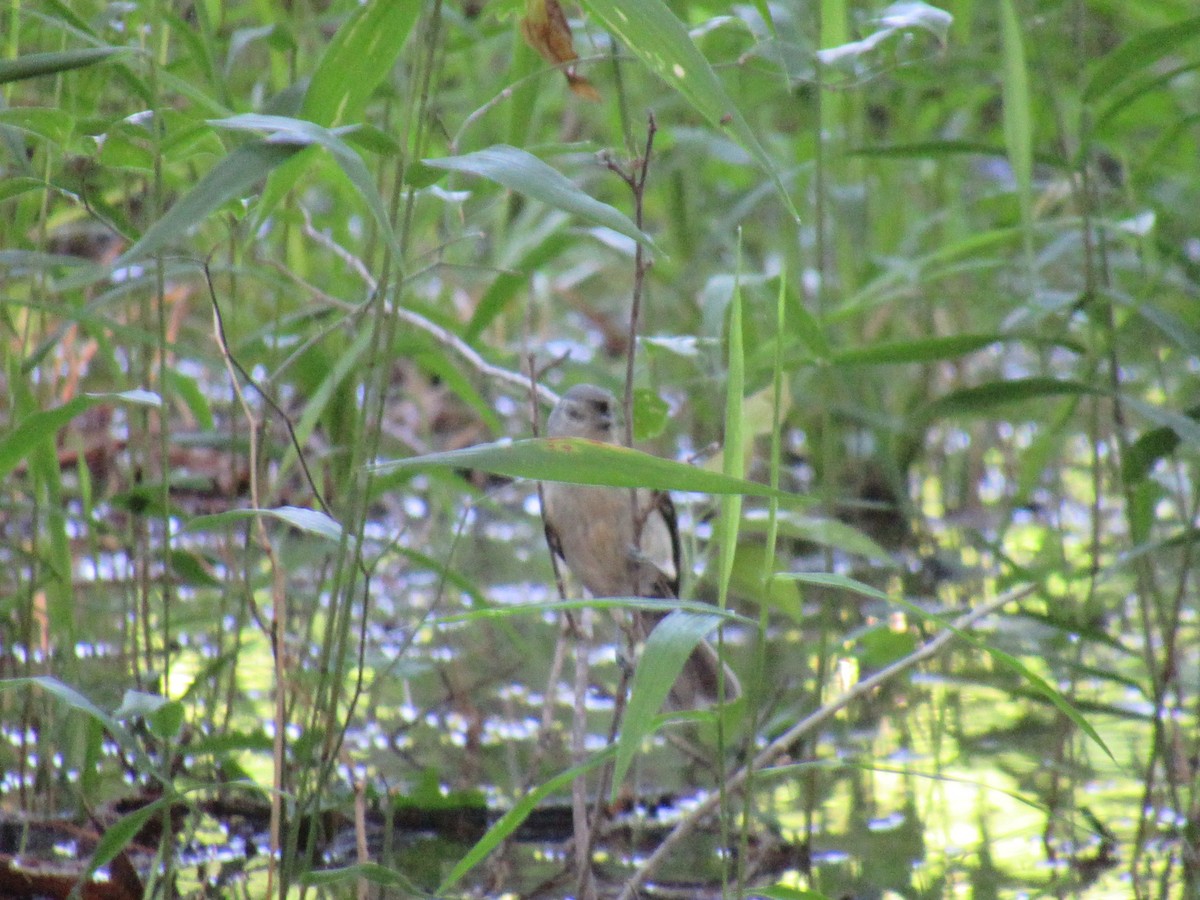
2, 0, 1198, 896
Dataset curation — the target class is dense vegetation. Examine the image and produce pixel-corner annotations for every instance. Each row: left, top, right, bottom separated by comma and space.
2, 1, 1198, 897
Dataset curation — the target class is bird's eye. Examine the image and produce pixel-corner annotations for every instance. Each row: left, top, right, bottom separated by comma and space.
591, 400, 609, 416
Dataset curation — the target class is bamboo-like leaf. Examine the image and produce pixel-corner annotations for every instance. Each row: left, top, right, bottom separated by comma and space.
0, 677, 144, 768
922, 377, 1094, 420
1122, 397, 1200, 447
210, 114, 399, 256
817, 1, 951, 70
743, 510, 894, 564
1132, 301, 1200, 361
752, 886, 833, 900
113, 141, 302, 266
852, 140, 1068, 168
88, 799, 165, 874
372, 437, 805, 502
0, 47, 124, 84
613, 612, 724, 796
437, 748, 614, 893
833, 334, 1003, 365
435, 597, 751, 626
0, 107, 76, 144
186, 506, 344, 541
424, 145, 655, 250
1084, 15, 1200, 102
303, 0, 420, 126
302, 863, 422, 892
0, 390, 161, 481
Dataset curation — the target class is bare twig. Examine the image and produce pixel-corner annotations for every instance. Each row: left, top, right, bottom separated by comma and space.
203, 262, 334, 519
205, 260, 291, 895
290, 212, 561, 410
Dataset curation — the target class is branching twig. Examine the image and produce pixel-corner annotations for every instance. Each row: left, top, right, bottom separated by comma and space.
203, 262, 334, 519
204, 259, 291, 896
291, 212, 561, 410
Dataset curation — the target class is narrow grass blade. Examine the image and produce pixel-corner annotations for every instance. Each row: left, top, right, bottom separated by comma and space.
0, 47, 124, 83
921, 377, 1094, 420
1084, 15, 1200, 102
998, 0, 1034, 266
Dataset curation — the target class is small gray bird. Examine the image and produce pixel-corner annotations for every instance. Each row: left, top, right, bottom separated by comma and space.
542, 384, 740, 708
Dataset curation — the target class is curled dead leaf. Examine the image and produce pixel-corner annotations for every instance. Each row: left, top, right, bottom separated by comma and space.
520, 0, 601, 102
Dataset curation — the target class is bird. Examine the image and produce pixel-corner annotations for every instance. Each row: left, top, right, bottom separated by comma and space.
541, 383, 740, 709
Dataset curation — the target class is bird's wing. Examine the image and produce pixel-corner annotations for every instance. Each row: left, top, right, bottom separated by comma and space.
543, 517, 566, 564
638, 489, 681, 599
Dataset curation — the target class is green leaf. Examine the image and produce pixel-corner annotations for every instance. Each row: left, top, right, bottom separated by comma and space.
0, 107, 75, 144
88, 799, 166, 875
816, 2, 951, 72
851, 140, 1068, 168
580, 0, 796, 218
0, 47, 124, 84
1122, 397, 1200, 447
855, 622, 918, 669
922, 377, 1093, 420
168, 549, 222, 589
209, 114, 399, 256
148, 701, 186, 740
743, 510, 895, 564
186, 506, 344, 542
833, 334, 1004, 365
613, 612, 725, 796
0, 391, 161, 481
632, 388, 669, 440
1122, 412, 1196, 484
1084, 15, 1200, 102
0, 676, 138, 753
437, 748, 615, 893
1132, 300, 1200, 361
302, 863, 422, 892
434, 597, 752, 626
424, 145, 655, 250
114, 690, 170, 720
750, 886, 834, 900
164, 369, 215, 431
999, 0, 1033, 257
113, 141, 303, 266
303, 0, 421, 127
372, 437, 807, 502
